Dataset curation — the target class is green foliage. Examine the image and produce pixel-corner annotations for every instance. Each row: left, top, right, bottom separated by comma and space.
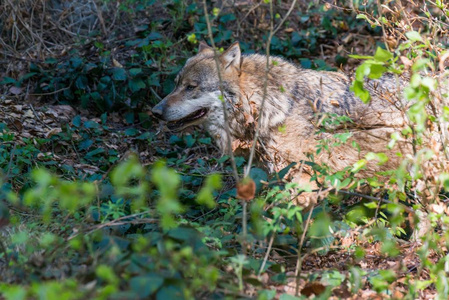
350, 47, 394, 103
1, 0, 449, 298
0, 0, 363, 111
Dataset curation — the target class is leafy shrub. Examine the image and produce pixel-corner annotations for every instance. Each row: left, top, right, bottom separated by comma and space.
1, 0, 449, 299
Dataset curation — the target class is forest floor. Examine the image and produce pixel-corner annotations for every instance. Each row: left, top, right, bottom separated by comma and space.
1, 0, 447, 299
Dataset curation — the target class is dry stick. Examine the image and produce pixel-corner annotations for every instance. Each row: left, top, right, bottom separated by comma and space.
236, 2, 262, 36
29, 104, 52, 129
376, 0, 414, 150
39, 0, 45, 59
242, 0, 298, 265
244, 0, 299, 178
150, 87, 163, 101
421, 3, 449, 162
91, 0, 108, 36
374, 193, 383, 226
5, 143, 17, 180
258, 231, 275, 276
294, 205, 314, 296
202, 0, 248, 254
201, 0, 239, 184
336, 189, 415, 214
67, 211, 153, 241
0, 240, 9, 269
29, 85, 72, 96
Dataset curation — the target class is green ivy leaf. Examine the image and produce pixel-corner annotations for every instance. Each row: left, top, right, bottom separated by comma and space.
128, 78, 146, 92
111, 68, 127, 81
129, 68, 142, 77
130, 275, 163, 298
0, 77, 17, 85
250, 168, 268, 192
277, 162, 297, 180
72, 115, 81, 127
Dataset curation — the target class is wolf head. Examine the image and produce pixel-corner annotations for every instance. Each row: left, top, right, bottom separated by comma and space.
152, 42, 242, 132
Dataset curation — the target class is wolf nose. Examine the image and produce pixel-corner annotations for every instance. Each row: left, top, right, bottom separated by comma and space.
151, 105, 164, 119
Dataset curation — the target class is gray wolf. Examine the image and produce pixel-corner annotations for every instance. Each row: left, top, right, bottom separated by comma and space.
152, 42, 437, 207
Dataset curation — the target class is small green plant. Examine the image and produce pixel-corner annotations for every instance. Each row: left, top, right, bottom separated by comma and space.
1, 0, 448, 298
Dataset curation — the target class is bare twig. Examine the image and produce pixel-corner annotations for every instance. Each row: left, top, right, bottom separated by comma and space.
202, 0, 250, 257
242, 201, 248, 255
236, 1, 262, 36
295, 204, 314, 296
29, 85, 71, 97
245, 0, 299, 177
0, 239, 9, 269
258, 231, 275, 276
5, 143, 17, 180
336, 189, 415, 214
68, 211, 154, 241
149, 87, 163, 101
202, 0, 239, 183
29, 104, 52, 129
90, 0, 108, 36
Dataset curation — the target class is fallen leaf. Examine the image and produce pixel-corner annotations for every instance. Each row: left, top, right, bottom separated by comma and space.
113, 58, 123, 68
74, 164, 100, 175
9, 86, 23, 95
301, 281, 326, 297
46, 105, 76, 120
11, 119, 23, 131
45, 128, 62, 138
342, 33, 353, 44
12, 105, 23, 112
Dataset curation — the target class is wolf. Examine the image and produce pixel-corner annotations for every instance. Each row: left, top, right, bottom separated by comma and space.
152, 42, 440, 207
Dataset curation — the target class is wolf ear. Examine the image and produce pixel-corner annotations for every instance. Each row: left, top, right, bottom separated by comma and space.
220, 42, 241, 70
198, 41, 214, 55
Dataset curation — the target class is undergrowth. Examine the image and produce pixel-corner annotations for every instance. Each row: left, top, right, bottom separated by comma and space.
0, 0, 449, 299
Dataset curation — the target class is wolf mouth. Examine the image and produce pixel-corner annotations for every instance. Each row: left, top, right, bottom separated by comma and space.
167, 108, 209, 130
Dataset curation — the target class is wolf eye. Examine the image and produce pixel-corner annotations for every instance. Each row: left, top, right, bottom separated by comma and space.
186, 85, 196, 91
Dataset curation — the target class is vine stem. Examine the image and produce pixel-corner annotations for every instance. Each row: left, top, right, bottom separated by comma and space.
245, 0, 299, 178
202, 0, 239, 184
294, 205, 314, 296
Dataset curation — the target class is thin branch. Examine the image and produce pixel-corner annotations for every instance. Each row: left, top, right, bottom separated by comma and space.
5, 143, 17, 180
0, 239, 9, 269
202, 0, 239, 183
29, 104, 52, 129
149, 86, 163, 101
202, 0, 249, 258
29, 85, 71, 96
336, 189, 415, 214
67, 211, 153, 241
244, 0, 299, 178
258, 231, 275, 276
295, 204, 314, 296
242, 201, 248, 255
